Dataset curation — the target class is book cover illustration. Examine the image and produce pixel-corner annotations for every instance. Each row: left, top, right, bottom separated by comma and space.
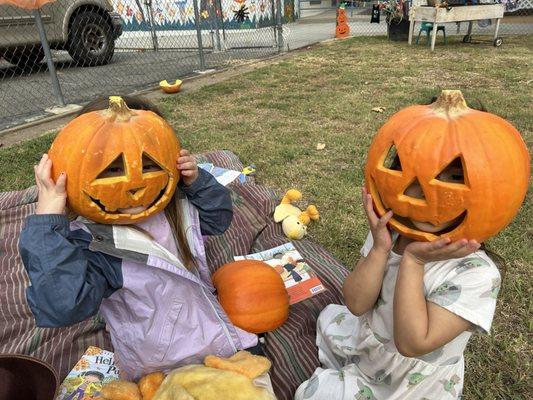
235, 242, 326, 304
55, 346, 119, 400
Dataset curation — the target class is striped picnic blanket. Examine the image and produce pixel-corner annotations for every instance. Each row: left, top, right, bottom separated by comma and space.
0, 151, 348, 400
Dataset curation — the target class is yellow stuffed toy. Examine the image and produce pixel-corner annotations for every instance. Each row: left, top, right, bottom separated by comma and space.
273, 189, 320, 240
98, 351, 275, 400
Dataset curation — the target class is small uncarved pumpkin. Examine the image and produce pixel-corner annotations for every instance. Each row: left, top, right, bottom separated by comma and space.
212, 260, 289, 334
48, 96, 180, 224
364, 90, 530, 242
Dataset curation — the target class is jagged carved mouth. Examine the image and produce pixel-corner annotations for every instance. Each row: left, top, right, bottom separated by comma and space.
87, 187, 167, 215
391, 211, 467, 234
370, 178, 467, 235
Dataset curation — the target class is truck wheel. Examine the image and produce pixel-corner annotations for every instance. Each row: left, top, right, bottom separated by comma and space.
2, 45, 44, 71
68, 11, 115, 66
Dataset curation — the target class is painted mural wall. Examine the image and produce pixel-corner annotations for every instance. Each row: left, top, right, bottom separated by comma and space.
112, 0, 297, 31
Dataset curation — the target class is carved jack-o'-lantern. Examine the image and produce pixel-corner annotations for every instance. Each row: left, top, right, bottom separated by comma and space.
48, 96, 180, 224
365, 90, 530, 242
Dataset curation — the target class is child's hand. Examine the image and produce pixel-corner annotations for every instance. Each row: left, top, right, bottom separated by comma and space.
404, 237, 480, 265
177, 149, 199, 186
34, 154, 67, 215
362, 187, 393, 254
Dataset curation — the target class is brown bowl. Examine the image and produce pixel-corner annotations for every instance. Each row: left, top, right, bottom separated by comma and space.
0, 354, 59, 400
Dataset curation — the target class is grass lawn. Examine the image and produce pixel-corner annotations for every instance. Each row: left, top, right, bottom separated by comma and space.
1, 35, 531, 399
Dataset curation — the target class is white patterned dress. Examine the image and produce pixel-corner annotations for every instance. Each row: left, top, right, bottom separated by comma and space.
295, 233, 500, 400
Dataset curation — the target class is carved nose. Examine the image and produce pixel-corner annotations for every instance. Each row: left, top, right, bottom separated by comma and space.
128, 187, 146, 199
403, 178, 425, 200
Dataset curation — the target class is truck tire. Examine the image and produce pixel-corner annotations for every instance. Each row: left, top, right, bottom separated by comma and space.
68, 11, 115, 67
2, 45, 44, 71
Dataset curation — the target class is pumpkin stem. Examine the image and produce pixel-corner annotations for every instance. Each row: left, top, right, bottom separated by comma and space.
107, 96, 133, 122
431, 90, 470, 117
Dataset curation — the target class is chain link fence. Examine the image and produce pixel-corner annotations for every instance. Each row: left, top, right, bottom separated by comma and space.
0, 0, 531, 132
0, 0, 294, 130
297, 0, 532, 44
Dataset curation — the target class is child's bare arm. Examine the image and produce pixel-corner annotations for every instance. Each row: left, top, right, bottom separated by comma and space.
393, 238, 479, 357
343, 250, 389, 316
343, 188, 393, 316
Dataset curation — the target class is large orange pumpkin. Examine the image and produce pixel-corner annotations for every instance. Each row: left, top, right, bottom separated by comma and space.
365, 90, 530, 242
48, 96, 180, 224
212, 260, 289, 334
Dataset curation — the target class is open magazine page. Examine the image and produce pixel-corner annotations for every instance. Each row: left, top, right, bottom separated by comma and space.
235, 243, 326, 304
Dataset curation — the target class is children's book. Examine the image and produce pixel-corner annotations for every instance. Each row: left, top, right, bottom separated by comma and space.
198, 163, 247, 186
55, 346, 119, 400
235, 242, 326, 304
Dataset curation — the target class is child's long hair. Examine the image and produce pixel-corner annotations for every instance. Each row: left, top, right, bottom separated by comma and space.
77, 95, 196, 269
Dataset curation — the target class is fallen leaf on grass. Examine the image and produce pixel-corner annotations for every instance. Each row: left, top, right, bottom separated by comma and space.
372, 107, 386, 113
316, 143, 326, 150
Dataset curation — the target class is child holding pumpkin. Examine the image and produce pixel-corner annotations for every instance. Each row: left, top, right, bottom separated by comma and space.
295, 90, 529, 400
18, 96, 260, 381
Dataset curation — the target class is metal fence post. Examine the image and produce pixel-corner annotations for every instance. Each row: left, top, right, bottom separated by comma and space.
216, 0, 227, 44
276, 0, 284, 52
211, 2, 222, 51
33, 9, 65, 107
144, 0, 159, 51
271, 0, 277, 46
193, 0, 207, 70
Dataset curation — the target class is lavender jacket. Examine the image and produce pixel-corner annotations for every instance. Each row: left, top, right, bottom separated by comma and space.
19, 169, 258, 380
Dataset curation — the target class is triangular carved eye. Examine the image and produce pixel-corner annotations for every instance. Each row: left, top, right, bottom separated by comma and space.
435, 156, 466, 184
142, 153, 163, 174
96, 153, 126, 179
383, 145, 402, 171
